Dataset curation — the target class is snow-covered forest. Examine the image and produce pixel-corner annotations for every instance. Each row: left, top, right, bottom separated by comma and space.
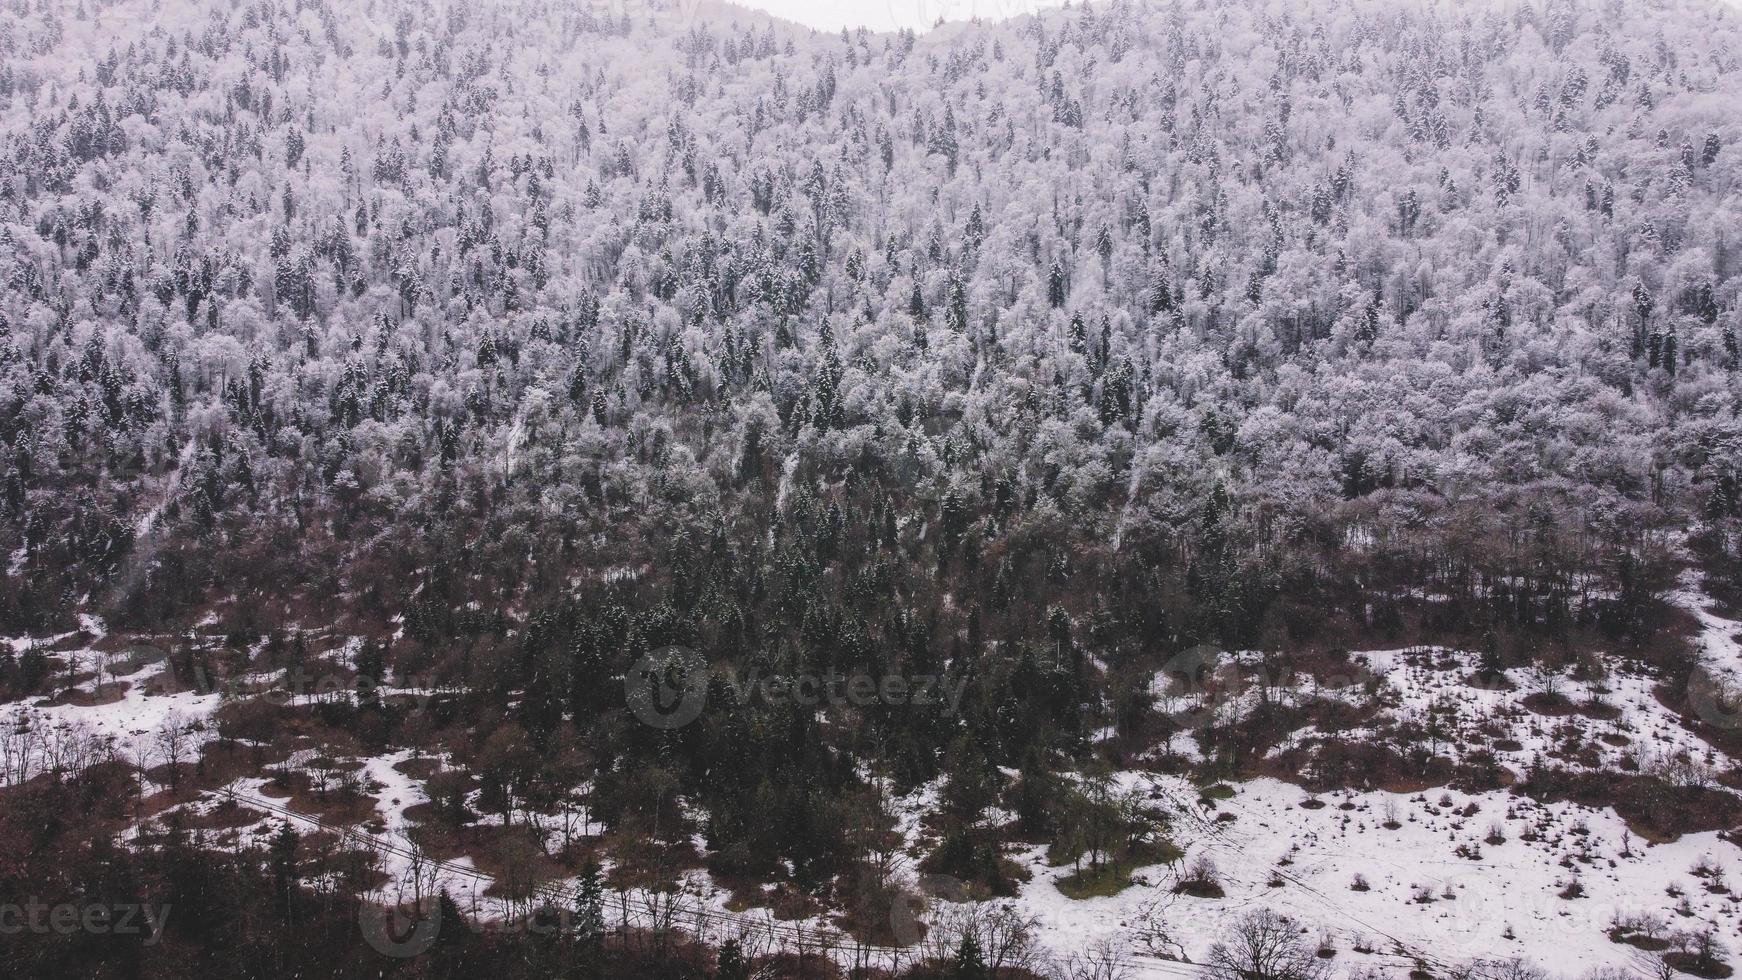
2, 0, 1738, 637
3, 0, 1742, 976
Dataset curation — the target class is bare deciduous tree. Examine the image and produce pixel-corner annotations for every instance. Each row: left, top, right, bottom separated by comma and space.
1206, 909, 1330, 980
154, 710, 190, 790
1131, 893, 1186, 960
0, 710, 42, 786
1052, 935, 1132, 980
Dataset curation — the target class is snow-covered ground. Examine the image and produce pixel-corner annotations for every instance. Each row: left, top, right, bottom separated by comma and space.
1, 624, 225, 788
997, 774, 1734, 976
6, 600, 1740, 977
922, 635, 1742, 974
1677, 567, 1742, 688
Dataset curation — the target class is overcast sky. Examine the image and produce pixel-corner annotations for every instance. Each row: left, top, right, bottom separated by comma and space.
730, 0, 1066, 33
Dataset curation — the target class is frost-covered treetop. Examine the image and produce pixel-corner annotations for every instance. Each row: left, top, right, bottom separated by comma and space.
0, 0, 1738, 625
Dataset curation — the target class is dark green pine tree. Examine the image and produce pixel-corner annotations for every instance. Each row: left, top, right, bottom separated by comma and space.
715, 938, 749, 980
268, 822, 299, 917
355, 638, 386, 684
953, 931, 988, 980
940, 733, 999, 825
573, 859, 605, 967
1013, 740, 1062, 836
433, 889, 469, 955
1149, 263, 1172, 313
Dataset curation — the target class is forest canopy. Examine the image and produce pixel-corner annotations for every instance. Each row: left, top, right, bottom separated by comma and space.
5, 1, 1742, 976
0, 0, 1736, 689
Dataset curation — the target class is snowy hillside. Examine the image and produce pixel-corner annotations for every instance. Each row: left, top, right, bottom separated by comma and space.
3, 0, 1742, 977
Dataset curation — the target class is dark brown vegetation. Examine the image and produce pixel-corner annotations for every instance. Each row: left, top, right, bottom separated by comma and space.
1519, 768, 1742, 842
